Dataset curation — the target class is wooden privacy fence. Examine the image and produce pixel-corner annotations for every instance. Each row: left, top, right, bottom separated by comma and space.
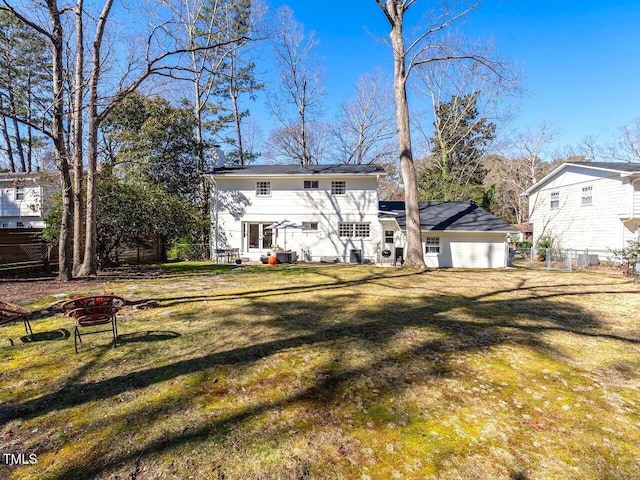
0, 229, 56, 273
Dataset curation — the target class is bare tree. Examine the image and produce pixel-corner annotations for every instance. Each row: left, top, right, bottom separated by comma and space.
606, 117, 640, 163
374, 0, 502, 271
213, 0, 265, 166
1, 0, 74, 280
77, 0, 249, 276
71, 0, 85, 272
332, 70, 396, 165
266, 120, 330, 165
267, 6, 324, 166
487, 123, 556, 223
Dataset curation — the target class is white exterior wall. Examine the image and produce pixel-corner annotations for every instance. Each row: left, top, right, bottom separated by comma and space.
423, 232, 508, 268
528, 166, 637, 252
0, 183, 45, 228
211, 174, 383, 262
382, 226, 508, 268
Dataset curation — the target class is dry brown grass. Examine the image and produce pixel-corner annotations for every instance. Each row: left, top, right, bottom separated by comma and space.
1, 263, 639, 479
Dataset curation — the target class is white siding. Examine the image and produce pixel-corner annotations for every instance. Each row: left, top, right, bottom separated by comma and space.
212, 175, 382, 261
422, 232, 508, 268
0, 184, 43, 218
0, 181, 48, 228
387, 229, 508, 268
528, 165, 634, 252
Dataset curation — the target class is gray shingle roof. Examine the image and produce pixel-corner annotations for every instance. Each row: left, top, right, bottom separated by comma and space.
568, 162, 640, 173
379, 201, 516, 233
210, 164, 386, 176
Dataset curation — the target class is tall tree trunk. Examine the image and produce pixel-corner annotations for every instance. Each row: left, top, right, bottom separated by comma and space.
0, 112, 16, 172
79, 0, 114, 277
387, 3, 427, 271
8, 103, 26, 171
193, 74, 209, 244
48, 0, 74, 281
230, 87, 244, 166
72, 0, 85, 274
26, 74, 33, 172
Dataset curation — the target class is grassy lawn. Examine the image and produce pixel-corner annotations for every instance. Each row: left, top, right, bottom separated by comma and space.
1, 264, 639, 479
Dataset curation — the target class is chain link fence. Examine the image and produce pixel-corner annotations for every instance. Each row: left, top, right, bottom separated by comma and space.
511, 247, 620, 272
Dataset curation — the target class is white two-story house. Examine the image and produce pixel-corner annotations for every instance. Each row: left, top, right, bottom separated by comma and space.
0, 172, 53, 229
524, 162, 640, 255
209, 164, 515, 267
209, 164, 386, 262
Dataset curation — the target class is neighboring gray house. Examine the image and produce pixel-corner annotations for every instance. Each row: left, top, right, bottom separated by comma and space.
524, 162, 640, 256
379, 201, 516, 268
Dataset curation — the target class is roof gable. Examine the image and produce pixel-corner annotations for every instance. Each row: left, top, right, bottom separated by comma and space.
525, 162, 640, 196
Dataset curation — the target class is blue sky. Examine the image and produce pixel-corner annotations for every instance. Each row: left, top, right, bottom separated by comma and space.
256, 0, 640, 158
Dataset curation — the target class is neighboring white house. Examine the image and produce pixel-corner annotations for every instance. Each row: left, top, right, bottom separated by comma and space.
524, 162, 640, 255
209, 164, 515, 268
0, 172, 54, 229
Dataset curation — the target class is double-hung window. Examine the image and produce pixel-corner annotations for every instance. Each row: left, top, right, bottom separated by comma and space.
384, 230, 394, 244
256, 181, 271, 196
331, 181, 346, 195
550, 191, 559, 209
581, 186, 592, 206
338, 222, 370, 238
425, 236, 440, 254
302, 222, 319, 231
15, 186, 24, 201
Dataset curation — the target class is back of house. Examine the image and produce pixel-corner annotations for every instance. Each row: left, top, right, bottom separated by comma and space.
209, 164, 515, 268
208, 164, 385, 263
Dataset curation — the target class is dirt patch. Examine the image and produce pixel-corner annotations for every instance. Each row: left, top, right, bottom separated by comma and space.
0, 266, 165, 305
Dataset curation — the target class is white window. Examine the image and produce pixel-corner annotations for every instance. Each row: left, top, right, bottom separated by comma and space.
354, 223, 370, 238
1, 223, 8, 229
338, 222, 369, 238
425, 236, 440, 254
302, 222, 318, 231
550, 191, 559, 209
384, 230, 394, 244
16, 222, 24, 228
256, 181, 271, 196
16, 186, 24, 201
331, 181, 346, 195
581, 186, 593, 206
304, 180, 318, 189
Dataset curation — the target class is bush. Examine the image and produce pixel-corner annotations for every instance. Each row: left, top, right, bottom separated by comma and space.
536, 234, 555, 261
609, 240, 640, 276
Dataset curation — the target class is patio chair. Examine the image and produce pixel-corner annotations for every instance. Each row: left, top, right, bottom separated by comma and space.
0, 301, 33, 340
60, 295, 126, 353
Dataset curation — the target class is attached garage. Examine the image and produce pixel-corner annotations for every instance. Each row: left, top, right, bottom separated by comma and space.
379, 201, 516, 269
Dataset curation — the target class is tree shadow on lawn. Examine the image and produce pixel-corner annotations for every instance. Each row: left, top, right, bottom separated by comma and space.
117, 330, 181, 344
4, 272, 640, 478
19, 329, 71, 343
